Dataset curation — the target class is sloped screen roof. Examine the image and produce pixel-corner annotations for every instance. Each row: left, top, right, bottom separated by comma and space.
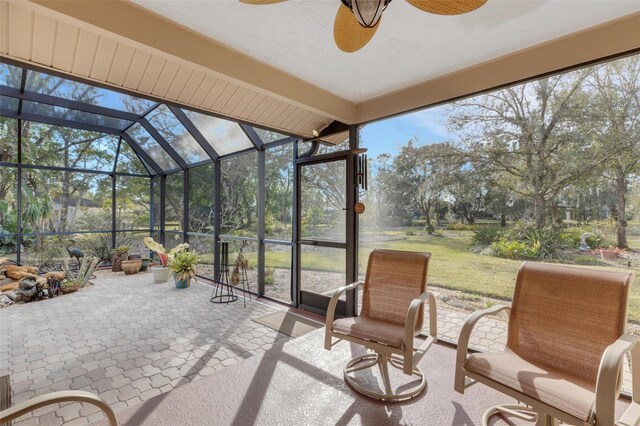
0, 61, 295, 175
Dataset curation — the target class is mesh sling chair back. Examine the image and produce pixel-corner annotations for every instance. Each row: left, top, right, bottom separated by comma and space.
324, 249, 437, 401
455, 261, 639, 426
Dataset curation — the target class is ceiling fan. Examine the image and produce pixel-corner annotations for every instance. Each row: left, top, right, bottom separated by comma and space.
239, 0, 487, 53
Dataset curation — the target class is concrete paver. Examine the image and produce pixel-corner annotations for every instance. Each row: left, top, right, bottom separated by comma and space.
0, 270, 290, 425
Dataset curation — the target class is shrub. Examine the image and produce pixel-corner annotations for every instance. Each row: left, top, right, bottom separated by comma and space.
471, 226, 502, 247
265, 267, 276, 286
521, 226, 565, 258
559, 227, 609, 250
31, 235, 66, 269
491, 238, 541, 259
487, 221, 574, 260
405, 229, 416, 236
78, 233, 112, 262
446, 223, 477, 231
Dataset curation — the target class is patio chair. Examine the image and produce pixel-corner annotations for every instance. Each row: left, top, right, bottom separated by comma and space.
0, 390, 117, 425
324, 249, 437, 401
455, 262, 638, 426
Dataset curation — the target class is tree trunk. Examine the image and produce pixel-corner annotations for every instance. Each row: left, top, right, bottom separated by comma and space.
500, 212, 506, 227
534, 194, 546, 228
615, 169, 628, 249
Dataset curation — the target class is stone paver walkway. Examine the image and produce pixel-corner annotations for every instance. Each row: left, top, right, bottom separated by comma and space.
0, 270, 290, 425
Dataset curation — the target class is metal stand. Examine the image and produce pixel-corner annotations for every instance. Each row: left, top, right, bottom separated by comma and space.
211, 242, 238, 304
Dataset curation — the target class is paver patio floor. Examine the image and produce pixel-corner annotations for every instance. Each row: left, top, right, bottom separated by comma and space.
0, 270, 291, 425
0, 271, 631, 425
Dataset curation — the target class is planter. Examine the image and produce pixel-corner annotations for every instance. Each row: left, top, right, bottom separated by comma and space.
140, 259, 150, 272
152, 266, 170, 283
173, 272, 191, 289
60, 285, 79, 294
121, 260, 142, 275
111, 254, 128, 272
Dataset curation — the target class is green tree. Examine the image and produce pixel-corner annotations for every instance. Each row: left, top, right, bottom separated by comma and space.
449, 69, 618, 228
589, 57, 640, 248
376, 140, 457, 233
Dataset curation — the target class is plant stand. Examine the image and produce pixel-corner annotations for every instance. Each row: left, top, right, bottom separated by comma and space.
211, 242, 238, 304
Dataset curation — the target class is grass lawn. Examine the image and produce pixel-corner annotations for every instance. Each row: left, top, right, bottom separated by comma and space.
359, 233, 521, 300
203, 227, 640, 323
362, 231, 640, 322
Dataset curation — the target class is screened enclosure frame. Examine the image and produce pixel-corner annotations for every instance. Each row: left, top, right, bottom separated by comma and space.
0, 57, 358, 308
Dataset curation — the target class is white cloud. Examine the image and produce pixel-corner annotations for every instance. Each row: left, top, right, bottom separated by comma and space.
401, 107, 452, 141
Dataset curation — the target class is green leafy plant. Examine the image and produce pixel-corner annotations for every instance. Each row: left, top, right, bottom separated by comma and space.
144, 237, 189, 267
168, 251, 198, 282
61, 279, 79, 289
471, 226, 503, 247
265, 267, 276, 286
113, 246, 129, 256
491, 238, 541, 259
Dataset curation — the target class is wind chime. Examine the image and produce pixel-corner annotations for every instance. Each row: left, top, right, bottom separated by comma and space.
230, 240, 252, 308
354, 147, 368, 214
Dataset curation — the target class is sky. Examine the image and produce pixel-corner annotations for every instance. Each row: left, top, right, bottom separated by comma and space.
359, 106, 453, 158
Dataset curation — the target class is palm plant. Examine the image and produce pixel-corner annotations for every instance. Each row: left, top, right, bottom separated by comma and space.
168, 251, 198, 282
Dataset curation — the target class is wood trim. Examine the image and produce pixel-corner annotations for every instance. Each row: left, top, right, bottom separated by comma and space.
23, 0, 355, 123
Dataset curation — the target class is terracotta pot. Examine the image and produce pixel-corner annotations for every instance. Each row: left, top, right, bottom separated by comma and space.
121, 260, 142, 275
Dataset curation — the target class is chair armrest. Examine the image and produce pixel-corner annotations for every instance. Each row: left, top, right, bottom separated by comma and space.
595, 334, 640, 425
403, 291, 437, 374
0, 390, 117, 426
404, 291, 437, 343
324, 281, 363, 350
454, 305, 510, 393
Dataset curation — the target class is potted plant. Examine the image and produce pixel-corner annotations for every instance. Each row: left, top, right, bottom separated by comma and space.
169, 251, 198, 289
140, 258, 150, 272
111, 246, 129, 272
144, 237, 189, 283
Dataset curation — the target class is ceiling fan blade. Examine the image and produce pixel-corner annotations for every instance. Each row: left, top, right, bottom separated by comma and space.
334, 4, 379, 53
239, 0, 286, 4
406, 0, 486, 15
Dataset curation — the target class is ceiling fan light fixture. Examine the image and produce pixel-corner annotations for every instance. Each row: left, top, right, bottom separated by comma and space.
341, 0, 389, 28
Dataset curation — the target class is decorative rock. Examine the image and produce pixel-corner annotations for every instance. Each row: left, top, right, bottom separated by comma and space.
4, 291, 17, 301
19, 278, 36, 291
0, 281, 19, 292
0, 293, 13, 308
15, 285, 37, 302
5, 265, 38, 280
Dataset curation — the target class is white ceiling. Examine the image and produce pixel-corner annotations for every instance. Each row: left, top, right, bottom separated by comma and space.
134, 0, 640, 103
